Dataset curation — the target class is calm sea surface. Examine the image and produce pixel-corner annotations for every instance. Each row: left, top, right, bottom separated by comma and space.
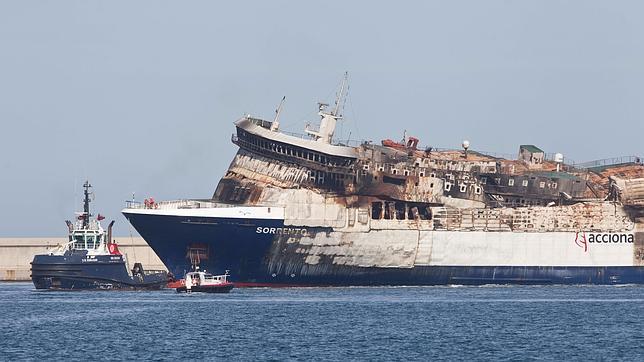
1, 283, 643, 361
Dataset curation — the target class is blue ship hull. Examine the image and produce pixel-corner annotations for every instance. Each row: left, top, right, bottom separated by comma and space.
31, 253, 168, 290
123, 212, 644, 286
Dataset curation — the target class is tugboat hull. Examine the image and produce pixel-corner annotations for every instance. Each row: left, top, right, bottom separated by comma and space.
31, 254, 168, 290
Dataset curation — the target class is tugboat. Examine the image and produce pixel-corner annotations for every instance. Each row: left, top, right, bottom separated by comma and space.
170, 269, 234, 293
30, 181, 169, 290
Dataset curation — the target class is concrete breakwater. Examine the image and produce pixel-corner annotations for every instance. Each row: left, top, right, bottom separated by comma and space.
0, 237, 165, 281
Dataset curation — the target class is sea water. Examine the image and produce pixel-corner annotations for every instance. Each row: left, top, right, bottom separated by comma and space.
1, 283, 642, 361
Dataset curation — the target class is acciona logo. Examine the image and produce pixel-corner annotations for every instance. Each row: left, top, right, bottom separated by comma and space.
574, 232, 634, 252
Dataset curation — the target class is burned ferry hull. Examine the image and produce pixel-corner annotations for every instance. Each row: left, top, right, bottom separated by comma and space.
123, 205, 644, 286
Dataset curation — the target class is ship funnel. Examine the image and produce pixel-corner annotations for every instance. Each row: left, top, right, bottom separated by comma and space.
107, 220, 115, 247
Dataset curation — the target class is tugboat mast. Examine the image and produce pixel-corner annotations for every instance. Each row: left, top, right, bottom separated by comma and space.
82, 180, 92, 228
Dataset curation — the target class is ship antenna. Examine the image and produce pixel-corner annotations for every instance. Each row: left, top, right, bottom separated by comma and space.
305, 72, 349, 144
333, 72, 348, 117
82, 180, 92, 228
270, 96, 286, 132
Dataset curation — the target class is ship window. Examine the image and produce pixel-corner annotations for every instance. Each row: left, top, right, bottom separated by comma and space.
480, 177, 487, 184
363, 164, 370, 171
444, 182, 452, 192
495, 177, 501, 184
419, 206, 431, 220
86, 235, 96, 249
395, 202, 406, 220
384, 202, 393, 220
459, 184, 467, 193
475, 186, 481, 195
430, 183, 434, 188
314, 154, 320, 162
391, 169, 398, 175
378, 166, 384, 172
403, 170, 410, 176
73, 234, 85, 249
522, 180, 529, 187
430, 173, 436, 178
419, 172, 425, 177
539, 181, 545, 188
552, 182, 557, 189
408, 206, 417, 220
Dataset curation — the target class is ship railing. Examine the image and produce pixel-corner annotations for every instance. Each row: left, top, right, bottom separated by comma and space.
125, 199, 198, 210
233, 128, 363, 148
125, 199, 242, 210
572, 156, 643, 169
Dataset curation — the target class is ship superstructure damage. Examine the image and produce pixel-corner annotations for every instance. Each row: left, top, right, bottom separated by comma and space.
123, 77, 644, 285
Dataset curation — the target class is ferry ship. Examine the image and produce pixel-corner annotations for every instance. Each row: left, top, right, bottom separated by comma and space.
123, 75, 644, 286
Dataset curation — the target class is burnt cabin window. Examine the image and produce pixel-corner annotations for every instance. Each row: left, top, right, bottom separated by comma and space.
395, 202, 406, 220
372, 202, 381, 219
383, 201, 393, 219
408, 207, 416, 220
371, 201, 432, 220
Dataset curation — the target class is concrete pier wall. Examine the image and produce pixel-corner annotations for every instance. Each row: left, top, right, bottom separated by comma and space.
0, 237, 165, 281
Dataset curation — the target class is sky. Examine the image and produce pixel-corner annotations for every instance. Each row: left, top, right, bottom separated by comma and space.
1, 1, 643, 236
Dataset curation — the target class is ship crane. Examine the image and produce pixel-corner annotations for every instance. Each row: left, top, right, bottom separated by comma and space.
306, 72, 348, 144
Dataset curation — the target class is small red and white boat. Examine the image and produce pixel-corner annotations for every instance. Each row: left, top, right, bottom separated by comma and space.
169, 270, 234, 293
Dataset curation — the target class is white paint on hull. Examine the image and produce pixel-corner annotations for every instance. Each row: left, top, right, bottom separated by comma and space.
294, 229, 636, 268
122, 205, 284, 220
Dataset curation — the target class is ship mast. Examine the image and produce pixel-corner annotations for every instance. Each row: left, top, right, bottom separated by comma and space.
305, 72, 349, 144
82, 180, 92, 228
333, 72, 348, 117
270, 96, 286, 132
